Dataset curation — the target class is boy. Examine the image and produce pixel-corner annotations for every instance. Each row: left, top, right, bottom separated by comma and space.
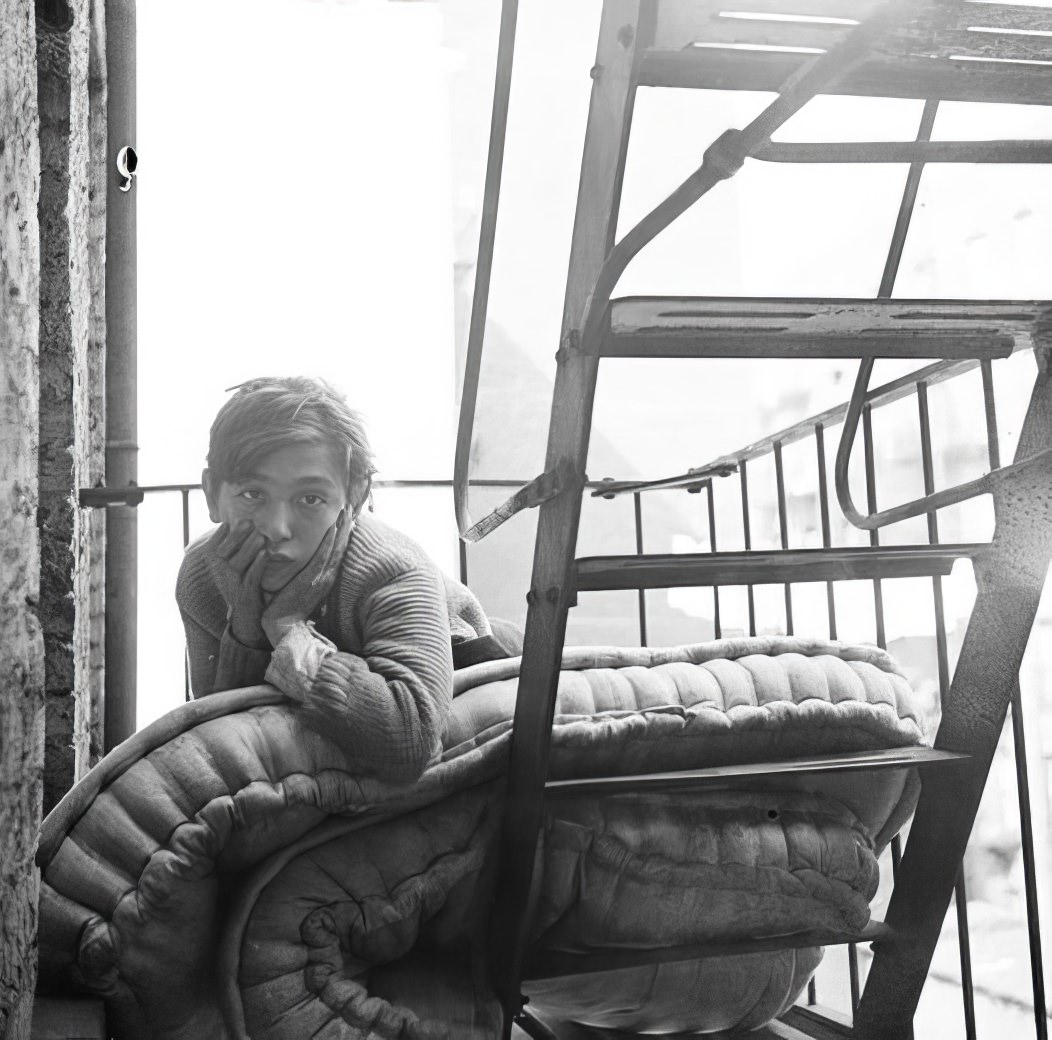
176, 376, 498, 781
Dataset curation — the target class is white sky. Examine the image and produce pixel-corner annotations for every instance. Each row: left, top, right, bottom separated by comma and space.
136, 0, 1052, 716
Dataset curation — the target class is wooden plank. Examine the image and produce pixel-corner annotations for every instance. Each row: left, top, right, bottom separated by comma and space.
0, 2, 44, 1038
855, 368, 1052, 1038
574, 544, 984, 591
524, 922, 892, 980
544, 748, 968, 799
29, 998, 106, 1040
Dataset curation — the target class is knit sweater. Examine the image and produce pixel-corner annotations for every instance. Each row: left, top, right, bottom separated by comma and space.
176, 512, 490, 780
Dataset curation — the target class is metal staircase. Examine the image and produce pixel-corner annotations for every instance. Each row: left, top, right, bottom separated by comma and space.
453, 2, 1052, 1037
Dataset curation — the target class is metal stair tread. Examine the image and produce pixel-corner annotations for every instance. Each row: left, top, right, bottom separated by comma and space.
544, 748, 968, 800
522, 921, 895, 981
574, 544, 983, 591
601, 296, 1047, 359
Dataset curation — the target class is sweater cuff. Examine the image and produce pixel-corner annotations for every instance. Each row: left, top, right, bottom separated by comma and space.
216, 627, 273, 690
264, 621, 337, 702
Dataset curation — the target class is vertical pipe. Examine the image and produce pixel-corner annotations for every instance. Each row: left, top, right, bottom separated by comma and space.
862, 403, 885, 649
816, 423, 837, 640
706, 480, 722, 640
633, 492, 647, 646
740, 458, 755, 637
774, 440, 793, 636
182, 489, 191, 702
104, 0, 137, 752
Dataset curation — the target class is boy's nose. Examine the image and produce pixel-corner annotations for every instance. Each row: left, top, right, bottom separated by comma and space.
257, 503, 293, 543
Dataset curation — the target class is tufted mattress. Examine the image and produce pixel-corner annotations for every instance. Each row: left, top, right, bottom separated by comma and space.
36, 637, 937, 1038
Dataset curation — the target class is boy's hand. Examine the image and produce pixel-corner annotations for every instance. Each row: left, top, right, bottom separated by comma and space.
207, 520, 270, 648
262, 509, 351, 646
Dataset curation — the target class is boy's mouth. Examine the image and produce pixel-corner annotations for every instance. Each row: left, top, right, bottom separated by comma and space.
264, 551, 294, 564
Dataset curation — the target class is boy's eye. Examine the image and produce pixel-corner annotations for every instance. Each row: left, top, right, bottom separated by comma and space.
301, 494, 325, 507
237, 489, 263, 502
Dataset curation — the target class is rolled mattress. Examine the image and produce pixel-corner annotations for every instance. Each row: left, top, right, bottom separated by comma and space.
37, 636, 938, 1038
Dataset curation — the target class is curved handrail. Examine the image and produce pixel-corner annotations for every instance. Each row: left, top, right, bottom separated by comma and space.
454, 0, 519, 538
835, 95, 937, 531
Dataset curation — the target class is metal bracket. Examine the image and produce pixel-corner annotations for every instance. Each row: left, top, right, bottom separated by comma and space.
462, 459, 582, 543
701, 127, 745, 182
554, 329, 582, 365
79, 484, 143, 508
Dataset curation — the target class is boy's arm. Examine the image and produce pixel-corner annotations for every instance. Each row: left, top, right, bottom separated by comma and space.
177, 536, 272, 697
265, 565, 453, 780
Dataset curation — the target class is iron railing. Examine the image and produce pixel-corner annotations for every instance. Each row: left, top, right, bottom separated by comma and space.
83, 349, 1050, 1034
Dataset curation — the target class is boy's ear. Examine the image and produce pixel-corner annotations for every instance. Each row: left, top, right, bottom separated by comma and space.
201, 469, 220, 523
348, 475, 372, 519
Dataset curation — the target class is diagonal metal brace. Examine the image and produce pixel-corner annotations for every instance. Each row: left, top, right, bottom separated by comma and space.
461, 459, 582, 544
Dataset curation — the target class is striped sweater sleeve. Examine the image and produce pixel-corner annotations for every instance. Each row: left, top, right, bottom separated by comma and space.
295, 526, 454, 781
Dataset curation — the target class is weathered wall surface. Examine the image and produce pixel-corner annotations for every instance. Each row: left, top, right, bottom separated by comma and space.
0, 1, 44, 1035
37, 0, 103, 815
79, 0, 107, 782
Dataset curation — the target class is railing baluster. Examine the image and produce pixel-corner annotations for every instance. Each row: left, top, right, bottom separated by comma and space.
1011, 681, 1049, 1040
856, 400, 888, 1019
862, 403, 886, 650
459, 536, 469, 589
918, 381, 978, 1040
849, 938, 861, 1012
740, 458, 756, 637
956, 870, 979, 1040
634, 492, 648, 647
981, 359, 1001, 472
984, 359, 1047, 1038
774, 440, 793, 636
815, 423, 838, 640
706, 480, 722, 640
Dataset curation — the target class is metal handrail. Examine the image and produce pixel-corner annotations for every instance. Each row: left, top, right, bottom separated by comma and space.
453, 0, 519, 539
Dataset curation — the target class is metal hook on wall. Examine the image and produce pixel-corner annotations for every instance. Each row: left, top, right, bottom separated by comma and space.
116, 145, 138, 192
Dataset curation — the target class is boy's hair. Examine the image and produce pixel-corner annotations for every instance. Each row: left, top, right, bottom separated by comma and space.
207, 376, 376, 498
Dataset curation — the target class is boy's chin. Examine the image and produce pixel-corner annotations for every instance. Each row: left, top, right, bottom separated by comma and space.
260, 563, 302, 593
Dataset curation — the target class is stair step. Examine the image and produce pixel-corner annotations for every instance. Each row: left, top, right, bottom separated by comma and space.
642, 1, 1052, 106
523, 921, 893, 981
545, 747, 967, 800
601, 297, 1044, 360
574, 544, 982, 592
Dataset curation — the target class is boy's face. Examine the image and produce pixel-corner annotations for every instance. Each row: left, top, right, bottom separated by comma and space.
205, 441, 348, 592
